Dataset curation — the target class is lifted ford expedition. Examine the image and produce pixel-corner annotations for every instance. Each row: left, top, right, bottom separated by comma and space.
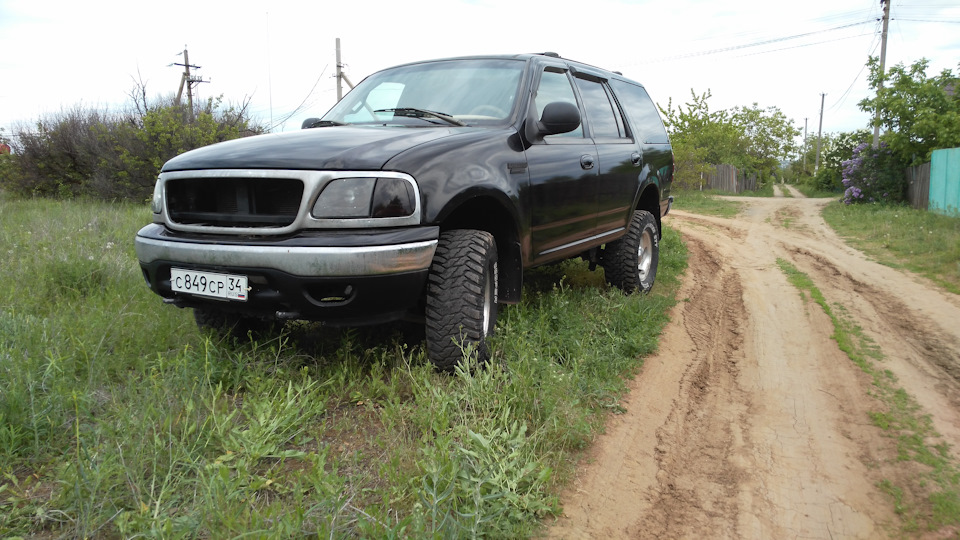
135, 52, 674, 370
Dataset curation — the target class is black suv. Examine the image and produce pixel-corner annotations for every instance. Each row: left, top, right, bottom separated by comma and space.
135, 53, 674, 370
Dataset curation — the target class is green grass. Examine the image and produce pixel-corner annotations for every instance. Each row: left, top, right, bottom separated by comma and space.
778, 259, 960, 534
670, 189, 743, 218
794, 183, 841, 198
0, 197, 687, 538
822, 202, 960, 294
733, 181, 775, 198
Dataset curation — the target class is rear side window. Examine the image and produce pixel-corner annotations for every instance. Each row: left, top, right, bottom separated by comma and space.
609, 80, 670, 144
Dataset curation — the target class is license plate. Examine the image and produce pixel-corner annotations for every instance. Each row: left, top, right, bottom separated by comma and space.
170, 268, 248, 301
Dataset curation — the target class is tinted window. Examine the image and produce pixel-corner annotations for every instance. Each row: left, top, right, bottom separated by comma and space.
534, 68, 584, 139
574, 76, 626, 139
609, 80, 670, 144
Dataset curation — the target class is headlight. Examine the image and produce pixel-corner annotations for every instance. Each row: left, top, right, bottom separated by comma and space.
151, 178, 163, 214
312, 177, 416, 219
313, 178, 376, 218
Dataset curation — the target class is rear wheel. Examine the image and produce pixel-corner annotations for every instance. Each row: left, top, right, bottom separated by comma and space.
602, 210, 660, 293
425, 229, 498, 372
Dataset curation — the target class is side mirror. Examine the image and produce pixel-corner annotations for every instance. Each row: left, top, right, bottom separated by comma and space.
301, 117, 321, 129
523, 101, 581, 142
538, 101, 581, 135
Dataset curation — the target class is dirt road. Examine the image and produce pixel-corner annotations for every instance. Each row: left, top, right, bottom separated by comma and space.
548, 192, 960, 539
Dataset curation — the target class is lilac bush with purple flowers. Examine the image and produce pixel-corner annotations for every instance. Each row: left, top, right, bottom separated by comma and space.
840, 142, 906, 205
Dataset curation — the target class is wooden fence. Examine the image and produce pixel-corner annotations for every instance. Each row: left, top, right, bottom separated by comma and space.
704, 164, 757, 194
906, 162, 930, 210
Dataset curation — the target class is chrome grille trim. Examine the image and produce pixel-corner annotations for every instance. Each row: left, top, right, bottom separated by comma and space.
157, 170, 422, 235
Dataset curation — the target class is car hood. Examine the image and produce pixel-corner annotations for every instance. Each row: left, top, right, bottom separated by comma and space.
161, 126, 463, 172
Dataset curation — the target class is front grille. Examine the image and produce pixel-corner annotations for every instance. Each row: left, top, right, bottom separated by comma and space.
166, 177, 304, 228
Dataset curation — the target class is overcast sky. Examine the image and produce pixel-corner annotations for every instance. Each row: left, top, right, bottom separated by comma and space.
1, 0, 958, 142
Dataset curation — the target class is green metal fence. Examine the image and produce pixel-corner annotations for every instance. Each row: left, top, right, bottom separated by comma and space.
930, 147, 960, 217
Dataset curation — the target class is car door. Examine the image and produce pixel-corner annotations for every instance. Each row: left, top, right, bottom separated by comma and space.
572, 72, 642, 237
524, 65, 600, 264
608, 79, 674, 217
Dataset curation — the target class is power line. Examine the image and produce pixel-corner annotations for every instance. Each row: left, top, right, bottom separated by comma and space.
265, 64, 329, 132
828, 21, 883, 112
895, 18, 960, 22
640, 19, 875, 64
733, 31, 876, 59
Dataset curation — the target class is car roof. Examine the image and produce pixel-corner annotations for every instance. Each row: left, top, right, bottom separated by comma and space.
384, 53, 631, 83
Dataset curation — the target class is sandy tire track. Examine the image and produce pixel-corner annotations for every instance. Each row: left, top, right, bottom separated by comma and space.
548, 196, 960, 539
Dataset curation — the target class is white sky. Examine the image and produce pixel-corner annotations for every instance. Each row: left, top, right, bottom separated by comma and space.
1, 0, 958, 142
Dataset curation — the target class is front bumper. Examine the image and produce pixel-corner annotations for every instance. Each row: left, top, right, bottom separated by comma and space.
135, 224, 439, 324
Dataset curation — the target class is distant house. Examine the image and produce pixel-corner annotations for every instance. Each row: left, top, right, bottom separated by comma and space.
0, 143, 10, 155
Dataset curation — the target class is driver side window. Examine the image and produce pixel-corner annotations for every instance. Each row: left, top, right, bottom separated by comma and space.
534, 69, 583, 139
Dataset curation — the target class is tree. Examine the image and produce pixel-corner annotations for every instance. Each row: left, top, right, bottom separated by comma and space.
804, 130, 871, 192
659, 90, 800, 189
730, 104, 801, 180
659, 90, 744, 189
859, 57, 960, 165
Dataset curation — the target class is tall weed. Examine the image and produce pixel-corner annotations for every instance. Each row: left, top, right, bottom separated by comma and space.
0, 198, 687, 538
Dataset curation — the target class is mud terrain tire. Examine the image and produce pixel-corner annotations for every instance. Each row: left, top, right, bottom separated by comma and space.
425, 229, 499, 371
602, 210, 659, 293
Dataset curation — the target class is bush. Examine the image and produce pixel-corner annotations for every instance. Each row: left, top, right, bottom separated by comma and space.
841, 142, 906, 205
0, 87, 264, 202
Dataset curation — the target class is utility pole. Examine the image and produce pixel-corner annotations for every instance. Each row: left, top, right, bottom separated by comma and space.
173, 46, 207, 120
335, 38, 354, 102
802, 118, 808, 174
815, 94, 825, 174
872, 0, 891, 148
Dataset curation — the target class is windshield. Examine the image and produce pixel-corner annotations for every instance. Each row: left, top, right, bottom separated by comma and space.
321, 59, 525, 126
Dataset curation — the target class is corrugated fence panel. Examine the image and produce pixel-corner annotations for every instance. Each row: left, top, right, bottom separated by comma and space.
906, 162, 930, 210
930, 148, 960, 216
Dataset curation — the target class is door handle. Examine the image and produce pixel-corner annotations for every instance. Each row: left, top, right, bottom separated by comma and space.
631, 152, 642, 166
581, 154, 595, 170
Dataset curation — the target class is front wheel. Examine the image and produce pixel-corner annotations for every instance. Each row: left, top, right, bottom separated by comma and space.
602, 210, 660, 293
425, 229, 498, 372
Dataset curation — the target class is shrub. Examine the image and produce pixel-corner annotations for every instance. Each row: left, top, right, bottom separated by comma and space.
841, 142, 906, 205
0, 87, 264, 202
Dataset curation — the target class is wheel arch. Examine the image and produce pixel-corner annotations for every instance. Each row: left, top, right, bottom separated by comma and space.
634, 181, 663, 239
434, 192, 523, 304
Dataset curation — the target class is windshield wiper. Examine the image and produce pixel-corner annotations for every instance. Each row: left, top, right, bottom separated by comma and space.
310, 120, 346, 127
373, 108, 465, 126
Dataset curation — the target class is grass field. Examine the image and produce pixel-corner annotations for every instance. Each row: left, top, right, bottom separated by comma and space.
670, 189, 743, 218
0, 196, 687, 538
822, 202, 960, 294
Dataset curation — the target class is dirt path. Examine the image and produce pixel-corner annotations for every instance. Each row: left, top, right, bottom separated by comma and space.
548, 196, 960, 539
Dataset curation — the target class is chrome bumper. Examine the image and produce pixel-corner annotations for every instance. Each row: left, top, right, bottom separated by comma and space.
135, 236, 438, 277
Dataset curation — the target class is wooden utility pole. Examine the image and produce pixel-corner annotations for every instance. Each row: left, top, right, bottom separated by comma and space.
872, 0, 891, 148
335, 38, 354, 102
803, 118, 808, 174
815, 94, 825, 174
174, 46, 207, 120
